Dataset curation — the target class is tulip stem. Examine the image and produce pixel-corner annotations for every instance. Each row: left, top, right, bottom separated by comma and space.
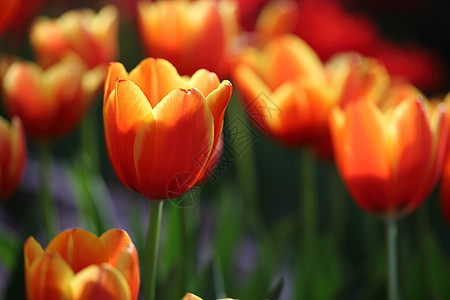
386, 218, 400, 300
39, 143, 58, 240
298, 149, 317, 298
144, 201, 164, 300
329, 163, 346, 248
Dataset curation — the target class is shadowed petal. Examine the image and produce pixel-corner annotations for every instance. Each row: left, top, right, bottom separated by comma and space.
116, 244, 140, 300
28, 253, 74, 300
70, 264, 131, 300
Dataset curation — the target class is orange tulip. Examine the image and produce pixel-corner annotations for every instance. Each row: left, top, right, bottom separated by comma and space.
103, 58, 232, 200
137, 0, 239, 77
0, 115, 26, 199
30, 5, 118, 70
24, 228, 140, 300
2, 57, 104, 140
233, 34, 334, 147
330, 92, 448, 218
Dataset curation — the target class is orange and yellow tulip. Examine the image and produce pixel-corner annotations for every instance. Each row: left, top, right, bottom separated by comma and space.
24, 228, 140, 300
233, 34, 334, 147
137, 0, 239, 77
2, 57, 104, 140
103, 58, 232, 200
330, 91, 448, 218
30, 5, 118, 70
0, 115, 26, 199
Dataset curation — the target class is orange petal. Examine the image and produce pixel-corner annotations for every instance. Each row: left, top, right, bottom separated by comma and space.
30, 18, 69, 69
202, 80, 232, 163
104, 62, 128, 107
46, 228, 109, 273
232, 65, 272, 131
388, 98, 433, 214
134, 88, 214, 199
28, 252, 74, 300
186, 2, 225, 75
103, 89, 130, 189
116, 244, 140, 300
266, 35, 326, 89
112, 79, 152, 190
24, 237, 44, 300
336, 100, 391, 213
99, 229, 132, 266
70, 264, 131, 300
188, 69, 220, 97
128, 58, 185, 108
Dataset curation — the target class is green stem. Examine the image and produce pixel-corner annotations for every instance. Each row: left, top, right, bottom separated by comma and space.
180, 206, 191, 292
144, 201, 164, 300
80, 109, 100, 173
300, 149, 317, 250
39, 143, 58, 240
386, 218, 400, 300
329, 164, 345, 248
298, 149, 317, 298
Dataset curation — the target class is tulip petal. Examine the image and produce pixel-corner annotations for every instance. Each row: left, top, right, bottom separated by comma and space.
99, 229, 132, 266
116, 244, 140, 300
335, 101, 391, 213
112, 79, 152, 190
104, 62, 128, 106
28, 252, 74, 300
24, 237, 44, 300
188, 69, 220, 97
204, 80, 232, 153
388, 99, 432, 213
128, 58, 185, 108
134, 88, 214, 199
70, 264, 131, 300
266, 35, 326, 89
46, 228, 109, 273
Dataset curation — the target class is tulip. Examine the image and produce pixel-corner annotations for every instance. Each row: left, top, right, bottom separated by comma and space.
233, 34, 334, 147
24, 228, 140, 300
137, 0, 239, 77
330, 91, 448, 300
30, 5, 118, 70
104, 57, 231, 300
103, 57, 232, 200
0, 116, 26, 199
2, 56, 104, 140
330, 94, 448, 217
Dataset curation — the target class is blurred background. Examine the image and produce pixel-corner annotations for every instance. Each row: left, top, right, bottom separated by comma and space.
0, 0, 449, 299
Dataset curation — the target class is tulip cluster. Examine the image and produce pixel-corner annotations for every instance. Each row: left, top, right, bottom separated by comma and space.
0, 1, 447, 300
